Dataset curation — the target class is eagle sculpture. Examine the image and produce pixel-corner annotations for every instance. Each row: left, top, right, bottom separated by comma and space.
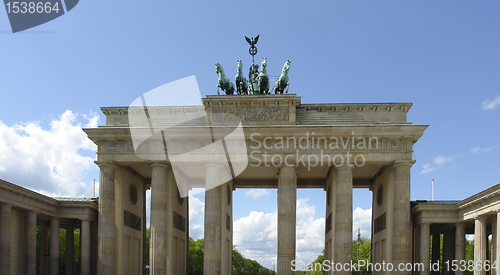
245, 35, 259, 46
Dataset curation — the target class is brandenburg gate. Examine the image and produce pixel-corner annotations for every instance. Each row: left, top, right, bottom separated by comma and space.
84, 92, 426, 275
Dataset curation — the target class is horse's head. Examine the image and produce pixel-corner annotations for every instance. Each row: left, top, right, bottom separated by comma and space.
261, 58, 267, 72
237, 60, 243, 71
215, 63, 221, 74
283, 60, 291, 72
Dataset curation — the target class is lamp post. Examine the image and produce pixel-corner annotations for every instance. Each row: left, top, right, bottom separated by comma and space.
356, 228, 361, 275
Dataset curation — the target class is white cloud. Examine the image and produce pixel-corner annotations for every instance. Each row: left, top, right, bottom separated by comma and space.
471, 146, 500, 154
296, 199, 325, 267
420, 154, 461, 174
231, 198, 373, 269
189, 195, 205, 240
353, 207, 372, 240
482, 96, 500, 110
0, 111, 99, 196
188, 196, 374, 269
145, 190, 151, 227
433, 155, 458, 165
421, 164, 439, 174
245, 189, 270, 198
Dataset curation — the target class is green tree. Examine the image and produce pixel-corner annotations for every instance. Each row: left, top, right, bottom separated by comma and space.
145, 228, 150, 266
352, 238, 371, 274
189, 237, 204, 274
232, 247, 272, 274
297, 238, 372, 275
296, 250, 325, 275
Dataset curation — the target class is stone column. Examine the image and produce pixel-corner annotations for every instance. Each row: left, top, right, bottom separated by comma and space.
431, 233, 440, 275
414, 224, 421, 264
335, 165, 353, 275
50, 217, 59, 275
81, 219, 91, 275
40, 228, 49, 275
496, 211, 500, 275
442, 229, 455, 275
420, 223, 431, 275
475, 216, 487, 275
0, 204, 11, 275
150, 163, 169, 275
26, 211, 37, 275
65, 223, 75, 275
492, 215, 496, 275
392, 160, 415, 274
277, 166, 297, 275
97, 163, 117, 275
204, 164, 223, 275
455, 223, 466, 275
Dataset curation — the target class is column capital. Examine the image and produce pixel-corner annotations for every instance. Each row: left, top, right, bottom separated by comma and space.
392, 160, 416, 168
203, 162, 223, 169
420, 222, 431, 227
26, 210, 38, 216
475, 215, 487, 222
95, 161, 117, 170
278, 165, 296, 170
149, 162, 170, 169
0, 203, 12, 209
334, 163, 354, 170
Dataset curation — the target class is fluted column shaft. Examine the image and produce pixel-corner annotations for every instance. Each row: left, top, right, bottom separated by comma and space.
431, 233, 440, 275
474, 216, 486, 275
150, 164, 169, 275
50, 218, 59, 275
420, 223, 431, 275
493, 214, 497, 275
204, 164, 223, 275
65, 223, 75, 275
496, 211, 500, 275
277, 166, 297, 275
393, 161, 414, 274
334, 165, 353, 275
0, 204, 11, 275
442, 230, 455, 275
414, 225, 421, 265
455, 223, 466, 275
97, 163, 116, 275
26, 211, 37, 275
40, 228, 49, 275
81, 219, 91, 275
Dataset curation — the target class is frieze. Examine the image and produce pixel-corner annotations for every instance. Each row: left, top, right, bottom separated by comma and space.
390, 140, 401, 151
99, 136, 413, 155
108, 141, 118, 152
211, 107, 289, 122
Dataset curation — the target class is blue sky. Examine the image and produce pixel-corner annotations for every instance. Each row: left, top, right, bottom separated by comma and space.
1, 0, 499, 268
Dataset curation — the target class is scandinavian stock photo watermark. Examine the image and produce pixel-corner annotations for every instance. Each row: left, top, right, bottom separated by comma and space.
292, 260, 499, 273
3, 0, 79, 32
248, 132, 378, 169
